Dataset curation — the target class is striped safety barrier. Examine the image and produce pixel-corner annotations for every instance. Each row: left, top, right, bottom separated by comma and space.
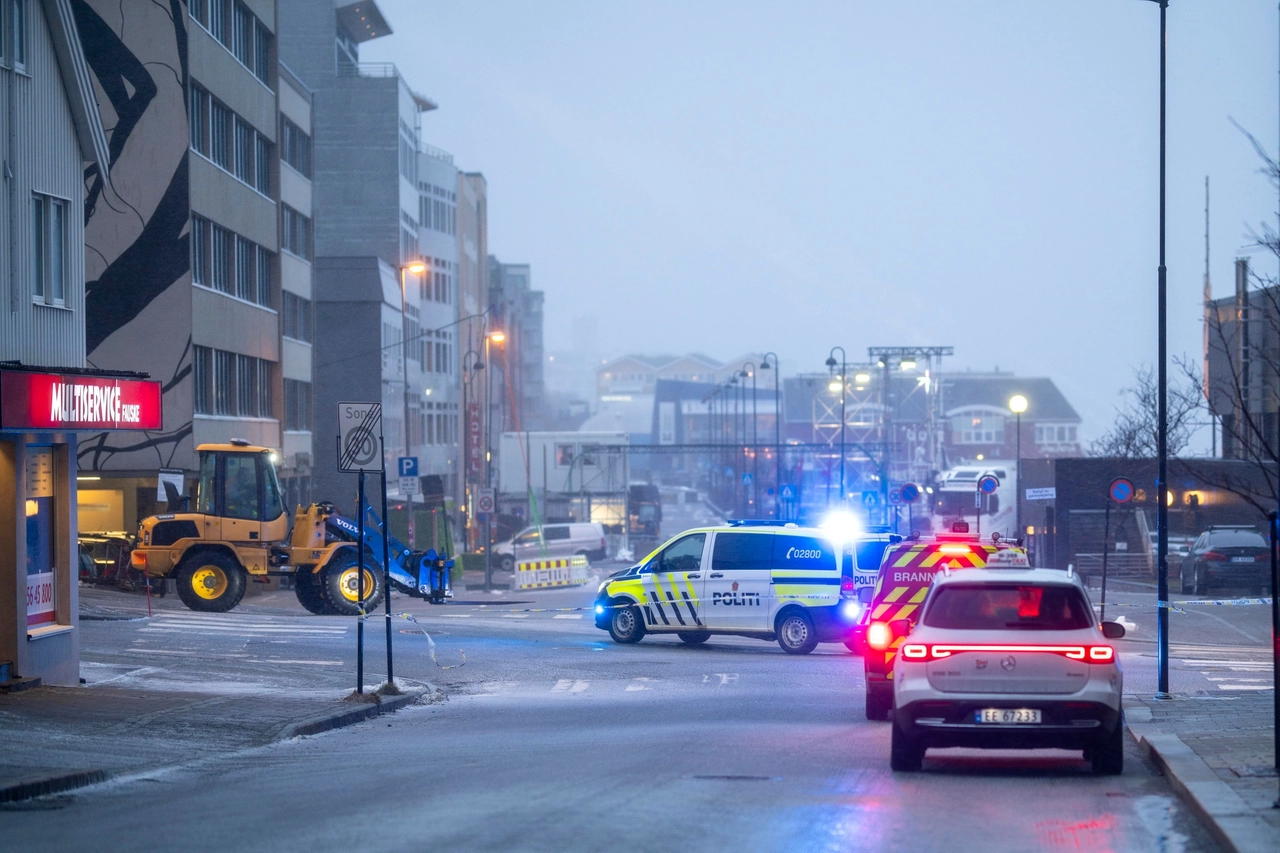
515, 555, 590, 590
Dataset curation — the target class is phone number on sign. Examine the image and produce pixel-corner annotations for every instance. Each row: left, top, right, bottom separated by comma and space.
27, 576, 54, 610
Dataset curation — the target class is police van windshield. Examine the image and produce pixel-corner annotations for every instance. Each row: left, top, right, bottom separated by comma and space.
923, 584, 1092, 631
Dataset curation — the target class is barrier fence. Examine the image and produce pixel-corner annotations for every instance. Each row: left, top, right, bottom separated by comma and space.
515, 555, 590, 590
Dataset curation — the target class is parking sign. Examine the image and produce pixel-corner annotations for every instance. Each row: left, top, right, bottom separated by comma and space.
398, 457, 418, 478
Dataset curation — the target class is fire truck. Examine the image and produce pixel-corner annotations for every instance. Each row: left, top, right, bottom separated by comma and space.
860, 524, 1026, 719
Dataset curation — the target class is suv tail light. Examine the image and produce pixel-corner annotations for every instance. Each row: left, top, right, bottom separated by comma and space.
894, 643, 1117, 663
1202, 551, 1227, 562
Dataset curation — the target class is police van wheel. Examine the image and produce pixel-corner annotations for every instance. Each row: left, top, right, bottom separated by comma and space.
1090, 719, 1125, 776
865, 686, 892, 721
609, 605, 645, 644
890, 718, 924, 772
844, 639, 863, 655
677, 632, 710, 645
776, 611, 818, 655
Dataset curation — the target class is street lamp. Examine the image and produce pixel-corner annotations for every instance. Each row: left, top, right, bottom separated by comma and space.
742, 363, 757, 517
461, 350, 484, 550
1008, 394, 1028, 541
483, 329, 505, 590
825, 347, 847, 508
397, 261, 427, 551
760, 352, 780, 518
1140, 0, 1171, 701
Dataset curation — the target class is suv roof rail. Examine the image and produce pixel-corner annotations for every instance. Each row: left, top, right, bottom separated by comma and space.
1207, 524, 1258, 530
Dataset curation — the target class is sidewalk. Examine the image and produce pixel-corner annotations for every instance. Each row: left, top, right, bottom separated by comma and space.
1126, 691, 1280, 852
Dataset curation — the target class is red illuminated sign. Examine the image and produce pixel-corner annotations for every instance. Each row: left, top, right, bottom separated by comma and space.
1, 371, 163, 431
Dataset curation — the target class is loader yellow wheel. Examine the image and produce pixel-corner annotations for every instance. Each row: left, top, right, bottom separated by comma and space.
191, 566, 229, 600
319, 555, 384, 616
175, 552, 246, 613
339, 567, 378, 603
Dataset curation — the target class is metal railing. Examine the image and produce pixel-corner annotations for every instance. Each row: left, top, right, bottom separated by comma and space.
336, 61, 398, 79
1072, 552, 1154, 580
420, 143, 454, 164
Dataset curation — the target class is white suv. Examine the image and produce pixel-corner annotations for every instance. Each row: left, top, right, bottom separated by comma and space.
889, 563, 1125, 774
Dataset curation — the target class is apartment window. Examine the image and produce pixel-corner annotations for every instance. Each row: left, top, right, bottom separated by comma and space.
951, 410, 1004, 445
233, 3, 252, 68
235, 355, 258, 416
193, 346, 212, 414
189, 0, 204, 25
13, 0, 26, 68
210, 101, 231, 169
281, 119, 311, 177
257, 250, 271, 306
214, 350, 235, 414
253, 19, 270, 83
234, 236, 255, 301
190, 86, 209, 155
209, 0, 229, 46
282, 205, 311, 260
210, 223, 232, 293
254, 134, 270, 193
258, 359, 273, 417
282, 292, 312, 342
232, 119, 251, 184
30, 195, 67, 304
192, 216, 209, 285
284, 379, 312, 431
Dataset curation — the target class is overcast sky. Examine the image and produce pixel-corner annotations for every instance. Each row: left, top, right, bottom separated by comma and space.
363, 1, 1278, 445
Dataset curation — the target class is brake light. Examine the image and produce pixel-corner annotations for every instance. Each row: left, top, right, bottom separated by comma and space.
1202, 551, 1227, 562
902, 644, 1117, 664
840, 576, 854, 593
867, 622, 891, 651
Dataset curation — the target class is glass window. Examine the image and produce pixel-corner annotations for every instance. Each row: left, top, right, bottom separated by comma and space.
30, 195, 44, 298
210, 101, 230, 169
224, 453, 260, 520
659, 534, 706, 573
193, 346, 212, 414
14, 0, 26, 67
253, 20, 270, 83
923, 584, 1092, 631
544, 526, 571, 542
197, 451, 218, 514
254, 134, 270, 193
257, 359, 272, 417
235, 236, 254, 300
256, 247, 271, 306
1205, 530, 1267, 548
190, 86, 208, 155
214, 350, 235, 414
772, 534, 836, 572
49, 200, 65, 302
712, 532, 774, 570
262, 453, 284, 520
209, 0, 228, 45
233, 119, 252, 183
855, 540, 890, 573
236, 354, 257, 416
25, 447, 55, 627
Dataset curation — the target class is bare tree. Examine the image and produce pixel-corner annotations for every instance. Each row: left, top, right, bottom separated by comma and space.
1192, 121, 1280, 515
1090, 360, 1202, 459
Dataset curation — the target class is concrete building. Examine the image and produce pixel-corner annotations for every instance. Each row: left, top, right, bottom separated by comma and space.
0, 0, 143, 688
72, 1, 294, 534
456, 171, 489, 542
278, 0, 458, 520
489, 257, 545, 431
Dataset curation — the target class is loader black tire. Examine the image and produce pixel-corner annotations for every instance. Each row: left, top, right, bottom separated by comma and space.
294, 570, 332, 615
320, 554, 384, 616
175, 552, 247, 613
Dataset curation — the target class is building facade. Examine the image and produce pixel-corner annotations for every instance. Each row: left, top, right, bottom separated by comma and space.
489, 257, 545, 432
1, 0, 115, 686
72, 0, 292, 533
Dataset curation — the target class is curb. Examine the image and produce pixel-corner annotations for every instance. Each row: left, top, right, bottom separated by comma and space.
0, 686, 438, 804
0, 770, 110, 804
1126, 720, 1279, 852
276, 687, 432, 740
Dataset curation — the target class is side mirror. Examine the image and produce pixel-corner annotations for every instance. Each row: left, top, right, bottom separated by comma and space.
1100, 621, 1126, 640
889, 619, 911, 640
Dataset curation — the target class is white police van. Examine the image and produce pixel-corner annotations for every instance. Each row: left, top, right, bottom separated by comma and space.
593, 521, 897, 654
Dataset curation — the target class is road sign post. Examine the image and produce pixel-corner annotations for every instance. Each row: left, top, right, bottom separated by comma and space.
976, 474, 999, 537
338, 402, 383, 695
1101, 478, 1134, 621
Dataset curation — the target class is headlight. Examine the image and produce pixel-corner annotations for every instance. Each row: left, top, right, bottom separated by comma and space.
594, 604, 605, 615
597, 581, 608, 595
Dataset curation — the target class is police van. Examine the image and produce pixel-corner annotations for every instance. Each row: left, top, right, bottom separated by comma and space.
593, 521, 897, 655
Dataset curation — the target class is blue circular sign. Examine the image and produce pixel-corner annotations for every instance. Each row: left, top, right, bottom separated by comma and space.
1109, 477, 1134, 503
978, 474, 1000, 494
900, 482, 920, 503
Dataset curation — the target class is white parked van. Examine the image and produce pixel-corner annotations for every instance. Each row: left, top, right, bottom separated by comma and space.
494, 522, 609, 571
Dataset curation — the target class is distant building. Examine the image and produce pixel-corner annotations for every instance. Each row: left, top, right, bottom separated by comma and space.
489, 258, 545, 431
279, 0, 461, 514
1205, 258, 1278, 461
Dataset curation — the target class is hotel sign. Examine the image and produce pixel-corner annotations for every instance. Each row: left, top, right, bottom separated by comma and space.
0, 370, 163, 431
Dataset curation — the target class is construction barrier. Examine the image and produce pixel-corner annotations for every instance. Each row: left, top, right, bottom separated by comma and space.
515, 555, 590, 590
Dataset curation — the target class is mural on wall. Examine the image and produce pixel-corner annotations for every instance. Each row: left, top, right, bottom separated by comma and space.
73, 0, 194, 471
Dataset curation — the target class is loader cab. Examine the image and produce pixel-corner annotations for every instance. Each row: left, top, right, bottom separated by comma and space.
195, 441, 288, 544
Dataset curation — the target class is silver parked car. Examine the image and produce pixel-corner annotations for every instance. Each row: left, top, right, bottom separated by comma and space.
494, 522, 609, 571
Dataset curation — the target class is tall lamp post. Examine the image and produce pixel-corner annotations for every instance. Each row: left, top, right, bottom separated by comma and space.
760, 352, 780, 518
1009, 394, 1028, 541
741, 364, 755, 516
826, 347, 847, 508
729, 375, 740, 514
483, 329, 506, 591
398, 261, 427, 545
461, 350, 484, 550
1141, 0, 1171, 701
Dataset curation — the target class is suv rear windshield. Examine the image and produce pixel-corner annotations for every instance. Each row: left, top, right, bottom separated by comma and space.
923, 584, 1092, 631
1206, 530, 1267, 548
